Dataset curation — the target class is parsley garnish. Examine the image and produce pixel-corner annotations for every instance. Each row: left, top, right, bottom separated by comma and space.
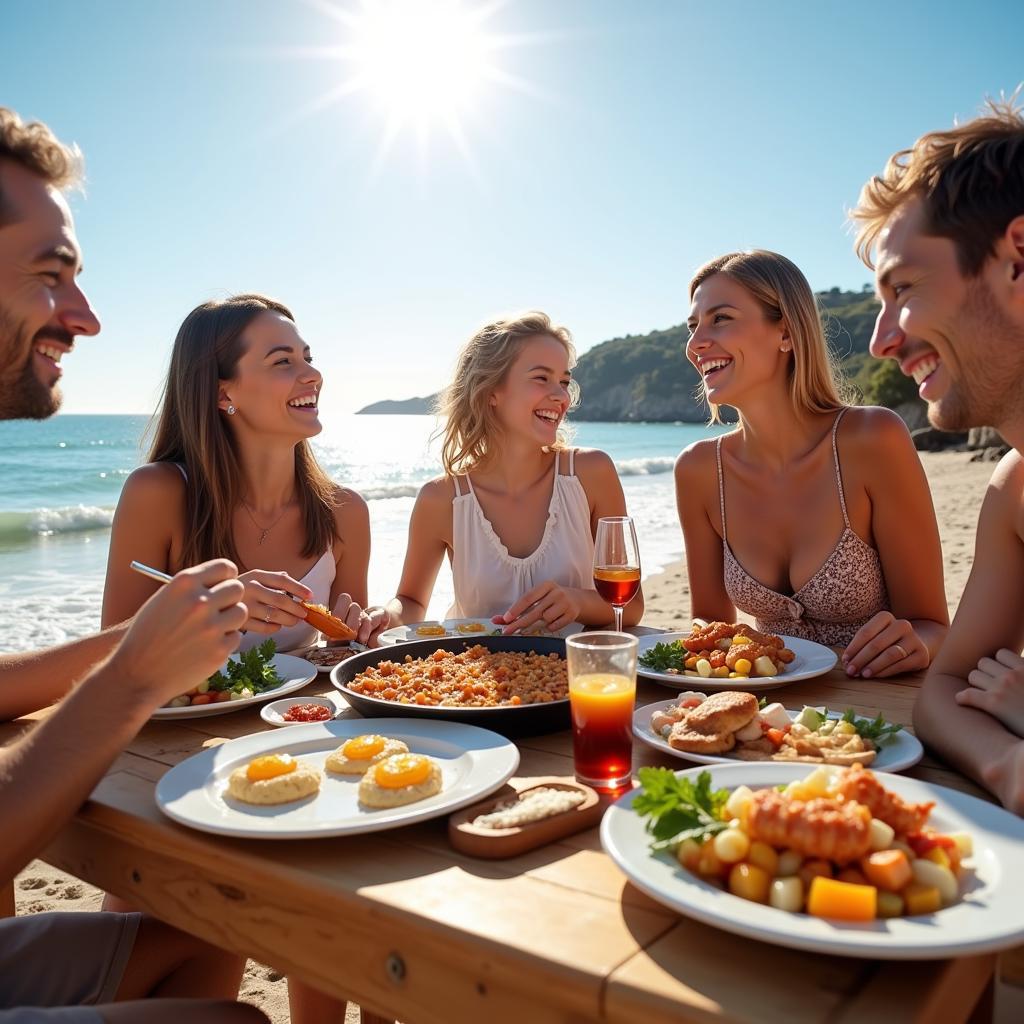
638, 641, 688, 673
207, 638, 282, 695
633, 767, 730, 851
841, 707, 903, 745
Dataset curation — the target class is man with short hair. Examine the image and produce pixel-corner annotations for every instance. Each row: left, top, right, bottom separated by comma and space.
852, 96, 1024, 813
0, 108, 266, 1024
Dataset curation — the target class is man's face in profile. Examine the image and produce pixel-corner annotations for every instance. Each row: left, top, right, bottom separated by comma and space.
0, 159, 99, 420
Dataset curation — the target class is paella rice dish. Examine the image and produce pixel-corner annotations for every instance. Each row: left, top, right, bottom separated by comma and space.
346, 645, 568, 707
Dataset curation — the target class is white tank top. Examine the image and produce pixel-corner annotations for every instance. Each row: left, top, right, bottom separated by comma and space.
237, 548, 336, 655
448, 449, 596, 618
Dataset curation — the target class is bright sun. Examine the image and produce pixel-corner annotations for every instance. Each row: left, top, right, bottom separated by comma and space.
286, 0, 542, 173
344, 0, 495, 124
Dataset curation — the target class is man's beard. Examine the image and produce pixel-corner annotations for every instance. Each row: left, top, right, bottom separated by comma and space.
929, 277, 1024, 434
0, 307, 63, 420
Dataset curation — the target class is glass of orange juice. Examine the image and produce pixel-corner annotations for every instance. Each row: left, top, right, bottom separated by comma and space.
566, 632, 637, 790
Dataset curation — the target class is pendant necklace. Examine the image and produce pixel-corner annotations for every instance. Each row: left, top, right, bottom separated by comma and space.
241, 500, 288, 545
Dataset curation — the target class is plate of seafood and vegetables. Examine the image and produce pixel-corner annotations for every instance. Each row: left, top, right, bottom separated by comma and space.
601, 761, 1024, 958
637, 622, 837, 690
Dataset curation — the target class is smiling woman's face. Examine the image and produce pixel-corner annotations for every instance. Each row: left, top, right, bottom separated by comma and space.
220, 311, 323, 440
490, 333, 573, 446
686, 272, 788, 408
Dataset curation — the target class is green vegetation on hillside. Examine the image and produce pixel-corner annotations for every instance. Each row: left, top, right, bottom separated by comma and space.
358, 286, 925, 423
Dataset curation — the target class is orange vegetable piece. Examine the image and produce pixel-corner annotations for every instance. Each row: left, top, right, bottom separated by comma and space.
728, 863, 771, 904
922, 846, 952, 871
903, 882, 941, 916
807, 876, 877, 921
862, 849, 913, 892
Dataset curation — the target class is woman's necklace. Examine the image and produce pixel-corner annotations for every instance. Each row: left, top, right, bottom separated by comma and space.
241, 500, 289, 545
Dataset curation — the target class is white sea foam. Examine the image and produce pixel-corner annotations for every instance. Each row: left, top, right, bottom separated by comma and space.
360, 484, 421, 500
614, 456, 675, 476
0, 505, 115, 542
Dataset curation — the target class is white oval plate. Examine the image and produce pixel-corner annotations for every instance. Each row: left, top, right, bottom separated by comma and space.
634, 699, 923, 773
601, 761, 1024, 959
636, 633, 837, 691
379, 618, 584, 646
260, 695, 339, 727
155, 717, 520, 839
151, 653, 317, 720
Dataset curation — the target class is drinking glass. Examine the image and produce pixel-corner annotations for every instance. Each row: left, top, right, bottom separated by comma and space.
593, 516, 641, 631
566, 631, 638, 790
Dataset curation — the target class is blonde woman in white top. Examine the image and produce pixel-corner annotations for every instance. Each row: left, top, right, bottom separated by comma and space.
388, 312, 644, 632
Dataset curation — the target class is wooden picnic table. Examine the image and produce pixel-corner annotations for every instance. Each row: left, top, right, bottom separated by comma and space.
1, 658, 1003, 1024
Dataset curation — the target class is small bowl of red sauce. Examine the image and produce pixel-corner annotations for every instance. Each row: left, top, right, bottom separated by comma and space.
260, 696, 338, 728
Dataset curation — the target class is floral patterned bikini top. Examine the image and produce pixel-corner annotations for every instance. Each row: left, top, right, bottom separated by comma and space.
718, 409, 889, 646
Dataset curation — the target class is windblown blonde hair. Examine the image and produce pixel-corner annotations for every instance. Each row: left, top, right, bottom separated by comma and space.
436, 311, 581, 475
852, 93, 1024, 274
147, 294, 338, 570
689, 251, 848, 424
0, 107, 83, 223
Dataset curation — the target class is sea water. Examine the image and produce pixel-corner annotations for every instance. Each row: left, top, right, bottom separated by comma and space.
0, 414, 726, 651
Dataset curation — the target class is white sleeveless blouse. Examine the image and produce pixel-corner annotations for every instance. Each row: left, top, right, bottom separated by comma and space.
448, 449, 596, 618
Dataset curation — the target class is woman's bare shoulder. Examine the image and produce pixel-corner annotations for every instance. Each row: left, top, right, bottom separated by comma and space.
119, 461, 187, 505
838, 406, 918, 467
675, 434, 722, 484
571, 447, 617, 479
840, 404, 911, 439
417, 475, 459, 504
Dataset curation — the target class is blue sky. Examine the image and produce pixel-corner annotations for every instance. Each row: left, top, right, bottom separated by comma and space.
4, 0, 1022, 414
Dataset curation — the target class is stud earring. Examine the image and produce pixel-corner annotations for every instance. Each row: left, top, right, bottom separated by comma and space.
227, 405, 235, 415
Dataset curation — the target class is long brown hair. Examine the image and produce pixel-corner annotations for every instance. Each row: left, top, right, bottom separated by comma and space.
689, 251, 849, 424
435, 311, 580, 475
147, 294, 337, 569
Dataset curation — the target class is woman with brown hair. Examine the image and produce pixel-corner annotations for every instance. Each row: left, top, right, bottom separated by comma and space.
102, 293, 388, 649
675, 250, 948, 677
101, 293, 390, 1024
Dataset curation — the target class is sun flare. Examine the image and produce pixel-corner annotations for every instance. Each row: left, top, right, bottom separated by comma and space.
281, 0, 550, 176
344, 0, 495, 123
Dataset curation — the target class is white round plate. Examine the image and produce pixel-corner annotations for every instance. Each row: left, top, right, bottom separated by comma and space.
155, 717, 520, 839
634, 699, 923, 773
150, 653, 317, 720
379, 618, 584, 646
636, 633, 837, 691
261, 695, 339, 727
601, 761, 1024, 959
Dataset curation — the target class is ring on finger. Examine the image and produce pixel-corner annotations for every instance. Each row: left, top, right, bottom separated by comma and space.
893, 642, 908, 660
265, 607, 272, 623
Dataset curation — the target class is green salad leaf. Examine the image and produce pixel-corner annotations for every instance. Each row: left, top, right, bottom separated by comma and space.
633, 767, 730, 850
207, 638, 282, 695
841, 707, 903, 745
638, 640, 687, 673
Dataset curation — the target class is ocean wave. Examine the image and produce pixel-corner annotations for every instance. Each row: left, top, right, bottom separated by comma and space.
614, 456, 675, 476
0, 505, 116, 542
361, 485, 421, 501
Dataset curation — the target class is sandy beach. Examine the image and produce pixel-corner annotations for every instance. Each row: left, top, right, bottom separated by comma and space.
12, 450, 999, 1023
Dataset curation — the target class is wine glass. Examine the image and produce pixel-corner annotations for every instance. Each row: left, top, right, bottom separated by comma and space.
593, 516, 641, 632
